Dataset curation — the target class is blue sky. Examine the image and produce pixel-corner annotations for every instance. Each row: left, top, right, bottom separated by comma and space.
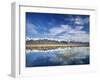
26, 12, 89, 42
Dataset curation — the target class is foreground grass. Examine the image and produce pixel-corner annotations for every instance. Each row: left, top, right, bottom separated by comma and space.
26, 44, 89, 50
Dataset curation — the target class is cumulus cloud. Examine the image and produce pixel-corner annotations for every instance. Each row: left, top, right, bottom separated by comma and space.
26, 23, 89, 42
74, 16, 89, 25
64, 16, 89, 26
47, 24, 89, 42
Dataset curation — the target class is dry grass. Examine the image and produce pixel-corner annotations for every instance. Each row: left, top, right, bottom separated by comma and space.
26, 44, 89, 50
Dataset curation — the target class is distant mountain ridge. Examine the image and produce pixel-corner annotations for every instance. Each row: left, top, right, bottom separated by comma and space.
26, 39, 89, 45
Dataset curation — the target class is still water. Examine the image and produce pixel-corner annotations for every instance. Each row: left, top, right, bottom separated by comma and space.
26, 47, 89, 67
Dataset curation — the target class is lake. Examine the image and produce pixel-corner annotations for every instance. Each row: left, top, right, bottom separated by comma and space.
26, 47, 90, 67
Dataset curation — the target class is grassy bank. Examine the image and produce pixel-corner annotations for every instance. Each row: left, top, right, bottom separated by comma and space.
26, 44, 89, 50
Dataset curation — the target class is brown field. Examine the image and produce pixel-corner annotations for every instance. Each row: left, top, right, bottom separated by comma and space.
26, 44, 89, 50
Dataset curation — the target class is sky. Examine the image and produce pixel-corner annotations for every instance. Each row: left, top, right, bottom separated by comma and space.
26, 12, 89, 42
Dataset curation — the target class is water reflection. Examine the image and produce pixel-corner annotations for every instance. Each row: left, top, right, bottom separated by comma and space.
26, 47, 89, 67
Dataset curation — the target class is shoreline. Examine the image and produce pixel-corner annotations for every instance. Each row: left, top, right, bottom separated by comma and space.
26, 44, 89, 50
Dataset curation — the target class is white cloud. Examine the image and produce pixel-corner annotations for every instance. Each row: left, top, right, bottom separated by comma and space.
74, 16, 84, 25
74, 16, 89, 25
58, 28, 89, 42
75, 26, 84, 30
48, 24, 89, 42
26, 23, 89, 42
48, 25, 71, 36
26, 23, 37, 34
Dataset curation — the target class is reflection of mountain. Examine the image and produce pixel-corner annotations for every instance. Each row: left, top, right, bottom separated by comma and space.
26, 39, 89, 45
